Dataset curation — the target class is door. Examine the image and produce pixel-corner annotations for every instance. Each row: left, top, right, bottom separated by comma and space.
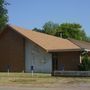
52, 53, 58, 71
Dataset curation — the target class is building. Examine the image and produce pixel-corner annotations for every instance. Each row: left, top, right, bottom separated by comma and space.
0, 25, 87, 73
68, 38, 90, 55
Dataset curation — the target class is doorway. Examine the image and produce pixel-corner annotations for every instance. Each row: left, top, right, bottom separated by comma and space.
52, 53, 58, 71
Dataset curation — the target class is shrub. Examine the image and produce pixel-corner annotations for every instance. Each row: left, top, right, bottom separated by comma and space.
79, 54, 90, 71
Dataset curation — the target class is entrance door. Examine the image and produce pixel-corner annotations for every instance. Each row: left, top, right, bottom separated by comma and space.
52, 53, 58, 71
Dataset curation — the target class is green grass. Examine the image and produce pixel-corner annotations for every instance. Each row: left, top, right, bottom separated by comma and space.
0, 73, 90, 87
0, 73, 56, 84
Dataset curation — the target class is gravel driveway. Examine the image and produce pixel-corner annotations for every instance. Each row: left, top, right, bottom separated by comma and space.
0, 83, 90, 90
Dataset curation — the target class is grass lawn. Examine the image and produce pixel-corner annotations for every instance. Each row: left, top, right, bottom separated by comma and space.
0, 73, 90, 87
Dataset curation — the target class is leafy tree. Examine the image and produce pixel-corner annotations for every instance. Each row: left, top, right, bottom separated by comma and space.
86, 36, 90, 42
42, 21, 59, 35
56, 23, 87, 41
0, 0, 8, 30
33, 28, 44, 33
33, 21, 87, 41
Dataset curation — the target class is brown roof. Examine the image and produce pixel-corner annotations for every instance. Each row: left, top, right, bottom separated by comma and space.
68, 38, 90, 51
6, 25, 80, 52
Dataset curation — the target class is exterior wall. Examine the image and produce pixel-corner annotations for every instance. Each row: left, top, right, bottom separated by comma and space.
52, 51, 80, 71
0, 28, 25, 72
25, 39, 52, 73
88, 52, 90, 56
87, 52, 90, 62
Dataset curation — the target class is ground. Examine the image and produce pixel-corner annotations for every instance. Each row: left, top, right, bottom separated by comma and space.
0, 73, 90, 90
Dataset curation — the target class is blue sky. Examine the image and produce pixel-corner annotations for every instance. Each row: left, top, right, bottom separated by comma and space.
7, 0, 90, 36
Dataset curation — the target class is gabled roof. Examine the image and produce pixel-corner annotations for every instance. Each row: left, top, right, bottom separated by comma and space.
4, 25, 80, 52
68, 38, 90, 51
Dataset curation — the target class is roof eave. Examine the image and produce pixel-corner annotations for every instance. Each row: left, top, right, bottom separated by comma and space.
47, 48, 81, 53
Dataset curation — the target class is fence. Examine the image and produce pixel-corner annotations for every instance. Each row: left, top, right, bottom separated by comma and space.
54, 71, 90, 77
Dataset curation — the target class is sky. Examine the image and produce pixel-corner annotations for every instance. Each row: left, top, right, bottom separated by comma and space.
7, 0, 90, 36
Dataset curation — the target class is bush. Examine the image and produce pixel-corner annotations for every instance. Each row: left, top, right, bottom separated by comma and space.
79, 54, 90, 71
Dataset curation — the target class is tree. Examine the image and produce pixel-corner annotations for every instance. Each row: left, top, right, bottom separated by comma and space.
33, 28, 44, 33
0, 0, 8, 30
33, 21, 88, 41
56, 23, 87, 41
42, 21, 59, 35
86, 36, 90, 42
